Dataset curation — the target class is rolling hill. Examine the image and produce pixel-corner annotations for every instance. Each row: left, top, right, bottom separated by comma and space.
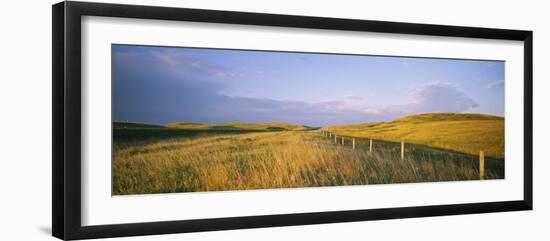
166, 122, 313, 131
327, 113, 504, 158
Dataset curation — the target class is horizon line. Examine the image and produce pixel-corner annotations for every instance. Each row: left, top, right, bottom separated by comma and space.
113, 112, 505, 127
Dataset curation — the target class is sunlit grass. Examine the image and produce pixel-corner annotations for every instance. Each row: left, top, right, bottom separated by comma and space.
113, 130, 502, 195
327, 113, 504, 158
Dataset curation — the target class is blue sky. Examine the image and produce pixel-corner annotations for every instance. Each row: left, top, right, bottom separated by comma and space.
112, 44, 504, 126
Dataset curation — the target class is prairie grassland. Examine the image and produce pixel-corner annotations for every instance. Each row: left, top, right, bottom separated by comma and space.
328, 113, 504, 158
113, 130, 502, 195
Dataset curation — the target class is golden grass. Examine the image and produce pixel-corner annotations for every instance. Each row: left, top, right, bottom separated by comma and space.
327, 113, 504, 158
113, 130, 498, 195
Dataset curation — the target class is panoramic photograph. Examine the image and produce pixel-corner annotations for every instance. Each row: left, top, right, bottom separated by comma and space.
111, 44, 505, 195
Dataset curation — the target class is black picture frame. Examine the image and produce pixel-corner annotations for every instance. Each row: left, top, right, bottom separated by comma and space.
52, 1, 533, 240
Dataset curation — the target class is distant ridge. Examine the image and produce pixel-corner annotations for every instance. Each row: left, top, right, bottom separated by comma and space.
113, 122, 165, 129
392, 113, 503, 123
166, 122, 313, 131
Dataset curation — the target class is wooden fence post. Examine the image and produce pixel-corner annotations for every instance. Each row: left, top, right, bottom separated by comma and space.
352, 138, 355, 150
334, 135, 337, 143
401, 141, 405, 160
369, 139, 373, 152
479, 150, 485, 180
342, 137, 345, 145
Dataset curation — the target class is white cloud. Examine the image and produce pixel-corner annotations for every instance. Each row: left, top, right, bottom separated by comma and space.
207, 82, 480, 126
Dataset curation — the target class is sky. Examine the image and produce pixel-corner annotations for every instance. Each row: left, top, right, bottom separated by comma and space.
112, 44, 505, 127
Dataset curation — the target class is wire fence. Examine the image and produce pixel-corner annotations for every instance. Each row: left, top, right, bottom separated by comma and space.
319, 130, 504, 179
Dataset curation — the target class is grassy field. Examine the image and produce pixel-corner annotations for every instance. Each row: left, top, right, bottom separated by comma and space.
327, 113, 504, 158
113, 122, 267, 149
112, 114, 504, 195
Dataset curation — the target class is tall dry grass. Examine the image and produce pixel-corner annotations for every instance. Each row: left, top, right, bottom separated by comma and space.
113, 131, 500, 195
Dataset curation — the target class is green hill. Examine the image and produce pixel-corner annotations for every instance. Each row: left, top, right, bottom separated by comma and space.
166, 122, 312, 131
327, 113, 504, 158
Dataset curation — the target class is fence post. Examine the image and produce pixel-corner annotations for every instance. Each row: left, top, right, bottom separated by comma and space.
479, 150, 485, 180
342, 137, 345, 145
334, 135, 337, 143
401, 141, 405, 160
352, 138, 355, 150
369, 139, 373, 152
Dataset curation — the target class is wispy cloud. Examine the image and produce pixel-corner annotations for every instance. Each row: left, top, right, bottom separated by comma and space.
485, 80, 504, 89
152, 49, 241, 79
